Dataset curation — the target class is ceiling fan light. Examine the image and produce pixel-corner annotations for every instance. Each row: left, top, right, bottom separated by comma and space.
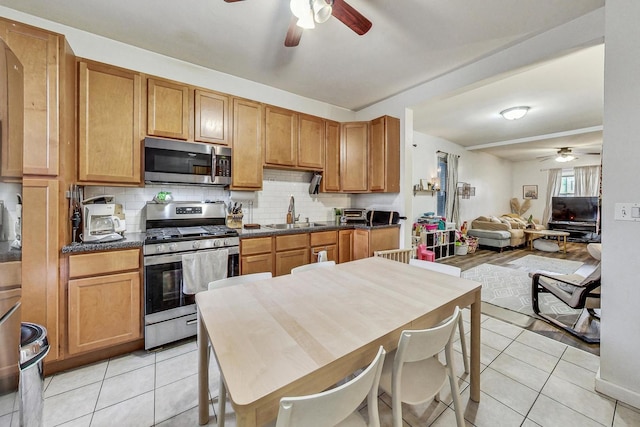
290, 0, 310, 19
296, 9, 316, 29
555, 154, 575, 162
500, 106, 530, 120
312, 0, 332, 23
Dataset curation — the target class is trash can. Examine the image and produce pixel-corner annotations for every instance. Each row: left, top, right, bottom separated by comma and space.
19, 323, 49, 427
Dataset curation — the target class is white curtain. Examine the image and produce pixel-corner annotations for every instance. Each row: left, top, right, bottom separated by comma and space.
445, 153, 460, 227
542, 168, 563, 225
574, 165, 601, 196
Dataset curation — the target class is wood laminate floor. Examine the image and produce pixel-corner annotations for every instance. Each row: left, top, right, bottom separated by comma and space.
439, 241, 601, 356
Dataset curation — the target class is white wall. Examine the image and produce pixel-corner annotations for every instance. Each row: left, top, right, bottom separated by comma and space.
594, 0, 640, 408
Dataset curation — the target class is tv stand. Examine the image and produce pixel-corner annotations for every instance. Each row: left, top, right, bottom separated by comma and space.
548, 221, 600, 243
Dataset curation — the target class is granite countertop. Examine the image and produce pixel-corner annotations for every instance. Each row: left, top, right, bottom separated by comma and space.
0, 240, 21, 263
236, 221, 400, 238
61, 232, 146, 254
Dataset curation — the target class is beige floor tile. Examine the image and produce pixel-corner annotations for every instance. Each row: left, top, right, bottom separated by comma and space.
481, 317, 524, 340
528, 394, 605, 427
0, 412, 13, 427
56, 414, 92, 427
96, 364, 155, 410
429, 406, 472, 426
155, 402, 217, 426
0, 392, 15, 418
90, 391, 154, 427
478, 329, 514, 352
459, 388, 525, 427
515, 330, 567, 358
551, 359, 597, 392
379, 392, 448, 427
521, 418, 542, 426
562, 345, 601, 373
154, 338, 197, 363
503, 341, 560, 373
489, 353, 550, 391
542, 375, 615, 426
44, 361, 107, 398
155, 373, 199, 424
104, 350, 156, 378
479, 367, 539, 416
613, 402, 640, 427
43, 382, 101, 427
155, 349, 198, 388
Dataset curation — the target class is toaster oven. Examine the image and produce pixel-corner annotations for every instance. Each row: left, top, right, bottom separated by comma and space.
342, 208, 367, 223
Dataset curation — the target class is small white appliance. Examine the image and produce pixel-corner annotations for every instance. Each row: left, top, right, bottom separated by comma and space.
81, 195, 124, 243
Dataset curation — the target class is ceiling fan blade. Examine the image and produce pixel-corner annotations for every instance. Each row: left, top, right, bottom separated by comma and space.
284, 16, 303, 47
332, 0, 372, 35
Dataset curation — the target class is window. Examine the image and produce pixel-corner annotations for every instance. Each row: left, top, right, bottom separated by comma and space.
436, 153, 447, 217
559, 171, 575, 196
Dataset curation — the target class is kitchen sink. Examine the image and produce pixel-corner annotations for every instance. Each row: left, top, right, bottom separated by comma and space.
265, 222, 327, 229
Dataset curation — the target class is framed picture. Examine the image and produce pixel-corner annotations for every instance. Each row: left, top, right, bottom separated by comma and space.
523, 185, 538, 200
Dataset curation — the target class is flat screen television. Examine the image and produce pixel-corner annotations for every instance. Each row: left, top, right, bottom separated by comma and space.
551, 196, 599, 223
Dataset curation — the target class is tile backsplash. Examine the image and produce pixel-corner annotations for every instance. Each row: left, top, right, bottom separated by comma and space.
83, 169, 353, 232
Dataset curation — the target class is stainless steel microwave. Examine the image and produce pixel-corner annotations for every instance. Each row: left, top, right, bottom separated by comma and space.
144, 137, 231, 186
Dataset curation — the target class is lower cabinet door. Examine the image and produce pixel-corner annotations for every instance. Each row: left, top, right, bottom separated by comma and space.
241, 253, 273, 275
67, 271, 141, 355
311, 245, 337, 263
275, 248, 309, 276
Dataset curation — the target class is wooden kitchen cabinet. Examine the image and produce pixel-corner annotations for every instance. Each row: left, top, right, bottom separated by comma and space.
231, 97, 264, 190
338, 229, 353, 263
275, 233, 309, 276
0, 31, 23, 180
310, 230, 337, 263
240, 236, 273, 275
353, 227, 400, 260
369, 115, 400, 193
195, 89, 230, 145
264, 106, 297, 167
340, 122, 369, 192
0, 19, 67, 176
322, 120, 341, 192
297, 113, 324, 170
147, 77, 190, 140
78, 60, 142, 184
67, 249, 142, 355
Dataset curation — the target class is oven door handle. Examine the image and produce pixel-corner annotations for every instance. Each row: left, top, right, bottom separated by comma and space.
144, 247, 239, 266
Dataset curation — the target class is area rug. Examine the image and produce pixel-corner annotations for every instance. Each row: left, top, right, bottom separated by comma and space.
462, 263, 583, 325
507, 255, 583, 275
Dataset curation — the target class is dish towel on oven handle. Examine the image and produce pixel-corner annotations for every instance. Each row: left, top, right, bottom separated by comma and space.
182, 249, 229, 295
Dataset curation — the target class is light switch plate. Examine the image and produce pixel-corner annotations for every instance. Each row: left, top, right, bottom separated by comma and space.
615, 203, 640, 221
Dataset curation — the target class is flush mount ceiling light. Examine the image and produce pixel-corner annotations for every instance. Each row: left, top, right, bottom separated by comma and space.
500, 106, 530, 120
290, 0, 334, 29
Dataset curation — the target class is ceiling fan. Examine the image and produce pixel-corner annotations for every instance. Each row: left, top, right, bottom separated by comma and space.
224, 0, 372, 47
536, 147, 601, 163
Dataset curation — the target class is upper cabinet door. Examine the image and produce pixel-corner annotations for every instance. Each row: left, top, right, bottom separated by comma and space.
0, 20, 59, 176
323, 120, 340, 192
369, 115, 400, 193
147, 78, 190, 140
194, 89, 229, 145
231, 97, 263, 190
264, 106, 297, 167
78, 60, 142, 184
297, 114, 324, 170
340, 122, 369, 192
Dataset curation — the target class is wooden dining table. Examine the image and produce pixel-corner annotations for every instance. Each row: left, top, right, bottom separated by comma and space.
196, 256, 482, 426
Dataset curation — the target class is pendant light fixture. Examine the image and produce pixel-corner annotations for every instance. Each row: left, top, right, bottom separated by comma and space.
290, 0, 333, 29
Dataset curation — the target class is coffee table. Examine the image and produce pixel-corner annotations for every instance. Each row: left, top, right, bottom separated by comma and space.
524, 229, 570, 253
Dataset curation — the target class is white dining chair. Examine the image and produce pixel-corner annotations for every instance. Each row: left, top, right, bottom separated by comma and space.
378, 307, 465, 427
408, 259, 469, 374
290, 260, 336, 274
207, 271, 272, 427
275, 346, 386, 427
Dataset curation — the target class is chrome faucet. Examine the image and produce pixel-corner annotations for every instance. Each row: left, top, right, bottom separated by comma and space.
288, 195, 296, 224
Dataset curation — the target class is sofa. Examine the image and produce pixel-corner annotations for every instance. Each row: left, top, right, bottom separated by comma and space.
467, 214, 545, 250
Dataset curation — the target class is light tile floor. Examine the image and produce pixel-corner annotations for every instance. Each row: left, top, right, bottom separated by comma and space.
3, 311, 639, 427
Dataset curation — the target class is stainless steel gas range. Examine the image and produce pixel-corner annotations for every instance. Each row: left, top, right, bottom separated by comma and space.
143, 201, 239, 349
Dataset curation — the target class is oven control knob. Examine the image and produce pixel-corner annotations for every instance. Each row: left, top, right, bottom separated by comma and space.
224, 239, 235, 246
156, 245, 165, 253
192, 241, 201, 249
169, 244, 177, 252
213, 239, 222, 247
